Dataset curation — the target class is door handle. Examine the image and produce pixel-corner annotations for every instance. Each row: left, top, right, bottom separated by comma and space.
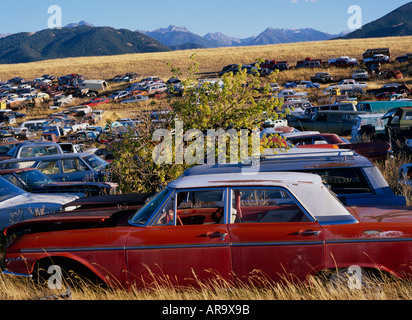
297, 229, 321, 236
203, 232, 228, 241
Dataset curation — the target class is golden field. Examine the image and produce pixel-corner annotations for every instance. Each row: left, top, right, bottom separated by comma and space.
0, 35, 411, 81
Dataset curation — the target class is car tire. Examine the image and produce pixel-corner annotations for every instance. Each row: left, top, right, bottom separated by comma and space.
321, 267, 387, 290
33, 257, 105, 289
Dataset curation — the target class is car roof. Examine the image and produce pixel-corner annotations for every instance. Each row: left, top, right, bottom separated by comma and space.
0, 152, 97, 163
183, 154, 372, 176
170, 171, 323, 189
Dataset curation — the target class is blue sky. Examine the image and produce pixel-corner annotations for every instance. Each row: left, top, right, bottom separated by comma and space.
1, 0, 411, 38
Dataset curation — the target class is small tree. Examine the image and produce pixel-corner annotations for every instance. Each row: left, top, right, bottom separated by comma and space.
109, 56, 285, 194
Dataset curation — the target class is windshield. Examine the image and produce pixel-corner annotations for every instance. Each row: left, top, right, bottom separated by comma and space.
0, 176, 25, 201
129, 188, 171, 225
82, 154, 108, 171
16, 170, 53, 188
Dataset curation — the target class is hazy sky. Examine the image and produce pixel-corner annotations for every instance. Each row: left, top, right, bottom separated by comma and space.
2, 0, 411, 38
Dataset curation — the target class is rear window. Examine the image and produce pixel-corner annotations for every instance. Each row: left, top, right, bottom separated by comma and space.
302, 168, 372, 194
0, 176, 25, 201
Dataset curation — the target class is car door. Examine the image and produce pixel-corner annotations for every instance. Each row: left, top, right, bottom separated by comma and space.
125, 188, 232, 287
227, 187, 324, 284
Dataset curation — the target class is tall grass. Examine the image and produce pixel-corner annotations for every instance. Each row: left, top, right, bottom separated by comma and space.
1, 269, 412, 300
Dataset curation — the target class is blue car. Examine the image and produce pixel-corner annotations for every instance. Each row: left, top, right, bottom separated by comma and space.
285, 81, 320, 89
0, 153, 110, 182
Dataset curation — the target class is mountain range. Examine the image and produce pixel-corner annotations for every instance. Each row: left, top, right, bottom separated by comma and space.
0, 26, 170, 64
139, 25, 346, 48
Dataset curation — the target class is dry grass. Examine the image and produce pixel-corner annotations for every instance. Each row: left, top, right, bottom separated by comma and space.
1, 269, 412, 300
0, 36, 410, 81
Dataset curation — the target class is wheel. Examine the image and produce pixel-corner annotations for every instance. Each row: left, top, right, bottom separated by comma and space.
33, 257, 105, 289
322, 267, 386, 290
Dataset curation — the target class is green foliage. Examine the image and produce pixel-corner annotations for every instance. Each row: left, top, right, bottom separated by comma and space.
169, 54, 283, 131
109, 56, 285, 193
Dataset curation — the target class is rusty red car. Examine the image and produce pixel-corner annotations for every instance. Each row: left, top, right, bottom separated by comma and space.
3, 172, 412, 288
284, 132, 391, 161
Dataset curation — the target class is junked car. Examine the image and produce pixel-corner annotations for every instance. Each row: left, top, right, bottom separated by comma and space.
3, 171, 412, 288
0, 141, 63, 161
0, 176, 78, 230
0, 168, 117, 197
184, 151, 405, 206
0, 153, 110, 182
284, 132, 391, 161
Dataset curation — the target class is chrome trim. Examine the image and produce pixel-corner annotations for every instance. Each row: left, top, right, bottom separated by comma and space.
18, 239, 326, 254
2, 270, 33, 278
20, 246, 125, 253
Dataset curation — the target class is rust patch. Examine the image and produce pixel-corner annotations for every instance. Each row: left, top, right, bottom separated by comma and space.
363, 211, 412, 222
209, 180, 286, 184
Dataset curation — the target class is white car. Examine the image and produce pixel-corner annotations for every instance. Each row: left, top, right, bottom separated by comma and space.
352, 69, 368, 81
120, 95, 149, 104
275, 89, 308, 99
0, 176, 78, 230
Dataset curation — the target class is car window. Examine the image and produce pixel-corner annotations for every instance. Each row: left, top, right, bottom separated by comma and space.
0, 160, 36, 169
16, 170, 52, 187
19, 145, 60, 158
2, 173, 26, 190
62, 158, 89, 173
229, 188, 309, 223
37, 160, 60, 175
82, 154, 108, 170
130, 188, 171, 225
152, 189, 226, 226
302, 168, 372, 194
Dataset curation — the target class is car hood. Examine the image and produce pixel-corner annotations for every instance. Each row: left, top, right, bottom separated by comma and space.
0, 193, 79, 209
348, 206, 412, 223
0, 193, 79, 230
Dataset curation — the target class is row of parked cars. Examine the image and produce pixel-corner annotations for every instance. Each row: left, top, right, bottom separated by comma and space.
1, 47, 412, 289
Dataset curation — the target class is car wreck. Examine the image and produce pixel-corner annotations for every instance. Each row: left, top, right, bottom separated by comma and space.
3, 172, 412, 288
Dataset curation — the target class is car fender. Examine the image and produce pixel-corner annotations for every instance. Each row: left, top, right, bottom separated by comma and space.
32, 252, 110, 284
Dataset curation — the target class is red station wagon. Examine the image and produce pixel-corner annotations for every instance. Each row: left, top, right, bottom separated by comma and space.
3, 172, 412, 288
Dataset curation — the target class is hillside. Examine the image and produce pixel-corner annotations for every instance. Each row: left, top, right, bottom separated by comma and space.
340, 1, 412, 39
247, 28, 334, 45
0, 26, 170, 64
